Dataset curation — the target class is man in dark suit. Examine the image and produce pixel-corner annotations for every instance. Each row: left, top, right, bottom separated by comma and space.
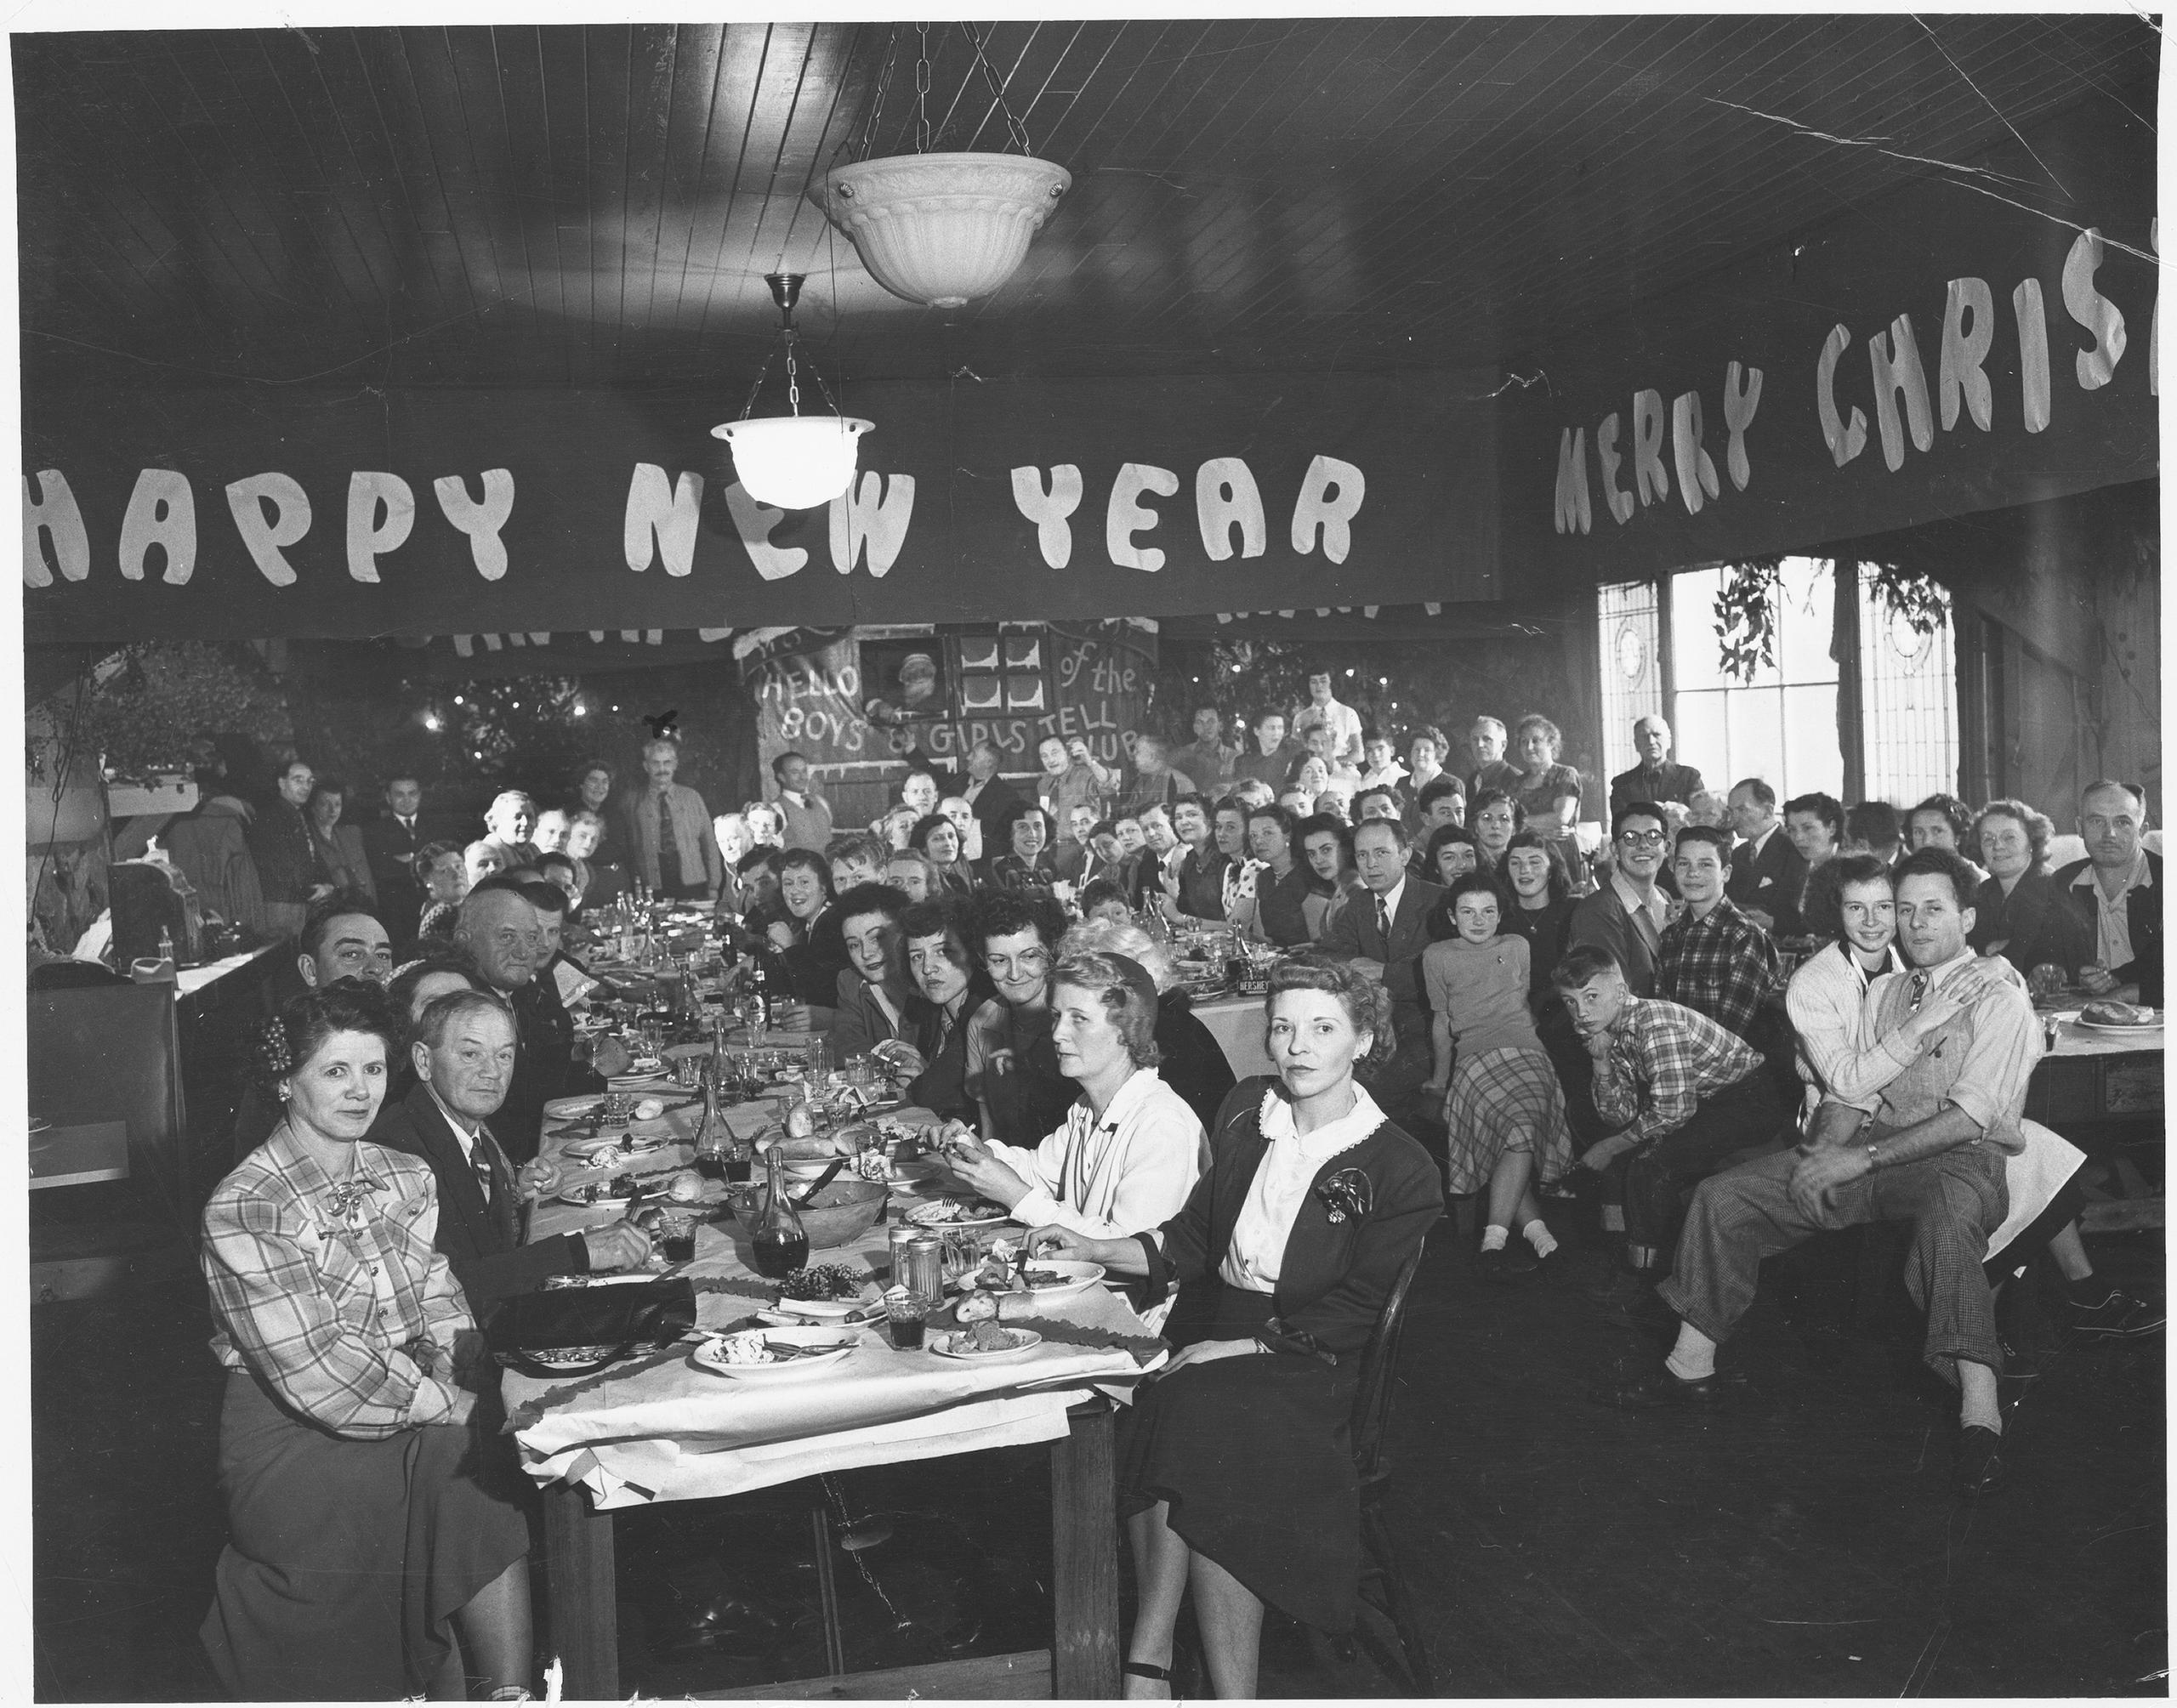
894, 734, 1025, 864
371, 988, 652, 1315
1723, 777, 1808, 936
2053, 779, 2163, 1007
1607, 716, 1706, 823
246, 755, 331, 937
1323, 817, 1447, 1133
361, 773, 435, 949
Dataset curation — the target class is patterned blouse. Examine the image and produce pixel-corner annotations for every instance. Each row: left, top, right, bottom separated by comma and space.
202, 1125, 474, 1440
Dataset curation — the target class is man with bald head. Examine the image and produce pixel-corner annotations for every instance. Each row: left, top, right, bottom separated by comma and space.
1609, 715, 1705, 823
454, 878, 629, 1162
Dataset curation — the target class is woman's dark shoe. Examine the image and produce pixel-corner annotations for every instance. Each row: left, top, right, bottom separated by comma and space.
1955, 1425, 2007, 1495
1475, 1246, 1516, 1284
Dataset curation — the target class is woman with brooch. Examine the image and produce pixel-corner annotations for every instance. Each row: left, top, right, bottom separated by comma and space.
1029, 954, 1443, 1699
197, 979, 532, 1700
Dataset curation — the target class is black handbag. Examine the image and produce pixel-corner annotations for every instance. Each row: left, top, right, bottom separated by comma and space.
487, 1278, 698, 1378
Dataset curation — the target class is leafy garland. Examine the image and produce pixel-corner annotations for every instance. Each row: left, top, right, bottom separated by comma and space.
1711, 558, 1947, 684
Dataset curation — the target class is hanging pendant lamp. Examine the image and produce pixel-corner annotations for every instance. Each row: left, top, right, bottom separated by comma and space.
810, 24, 1070, 310
712, 274, 871, 511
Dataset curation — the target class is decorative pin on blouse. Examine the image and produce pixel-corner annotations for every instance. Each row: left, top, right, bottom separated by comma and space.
1316, 1168, 1373, 1224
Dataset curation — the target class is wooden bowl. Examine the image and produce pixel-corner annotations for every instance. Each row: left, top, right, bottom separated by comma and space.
740, 1177, 888, 1250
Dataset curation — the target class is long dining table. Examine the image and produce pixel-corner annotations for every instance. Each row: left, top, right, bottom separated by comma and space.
502, 1074, 1164, 1699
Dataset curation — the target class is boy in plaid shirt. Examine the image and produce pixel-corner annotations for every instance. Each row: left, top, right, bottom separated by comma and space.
1656, 825, 1781, 1041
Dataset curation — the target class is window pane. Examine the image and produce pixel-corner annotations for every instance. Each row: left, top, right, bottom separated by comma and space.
1670, 567, 1728, 691
1668, 559, 1840, 799
1859, 569, 1959, 803
1776, 559, 1839, 684
1782, 684, 1846, 799
1725, 688, 1785, 790
1596, 580, 1663, 784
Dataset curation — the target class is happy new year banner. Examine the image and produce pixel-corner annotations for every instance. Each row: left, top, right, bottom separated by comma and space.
21, 366, 1503, 643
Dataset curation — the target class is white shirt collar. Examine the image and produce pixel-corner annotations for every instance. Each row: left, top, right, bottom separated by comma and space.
1612, 869, 1668, 925
1373, 877, 1406, 923
780, 788, 806, 805
1746, 822, 1777, 857
1257, 1081, 1385, 1162
423, 1086, 486, 1158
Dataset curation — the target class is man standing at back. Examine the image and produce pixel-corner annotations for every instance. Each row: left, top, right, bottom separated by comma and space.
363, 773, 435, 948
247, 755, 332, 937
1724, 777, 1807, 936
2054, 780, 2163, 1007
770, 750, 835, 855
1323, 817, 1446, 1132
1609, 716, 1704, 824
1291, 671, 1365, 769
1168, 706, 1240, 796
624, 739, 722, 900
1468, 716, 1523, 799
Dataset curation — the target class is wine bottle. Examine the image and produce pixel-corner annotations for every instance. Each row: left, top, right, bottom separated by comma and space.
750, 1143, 810, 1277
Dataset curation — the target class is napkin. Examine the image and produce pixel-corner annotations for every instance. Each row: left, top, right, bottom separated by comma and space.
502, 1342, 695, 1432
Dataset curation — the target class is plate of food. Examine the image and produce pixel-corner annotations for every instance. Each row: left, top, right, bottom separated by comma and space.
771, 1263, 884, 1318
543, 1094, 610, 1121
555, 1177, 640, 1206
515, 1344, 626, 1374
562, 1130, 674, 1163
907, 1197, 1014, 1229
691, 1326, 859, 1381
929, 1322, 1043, 1362
2075, 1001, 2161, 1033
969, 1251, 1106, 1302
609, 1071, 674, 1092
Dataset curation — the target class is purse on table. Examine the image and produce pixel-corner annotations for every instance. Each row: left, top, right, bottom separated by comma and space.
487, 1277, 698, 1378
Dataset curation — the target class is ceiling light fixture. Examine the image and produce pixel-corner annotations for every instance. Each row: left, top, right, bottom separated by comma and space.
812, 23, 1069, 309
712, 273, 872, 511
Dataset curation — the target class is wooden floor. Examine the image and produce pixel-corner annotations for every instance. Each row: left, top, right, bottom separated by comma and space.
30, 1212, 2166, 1699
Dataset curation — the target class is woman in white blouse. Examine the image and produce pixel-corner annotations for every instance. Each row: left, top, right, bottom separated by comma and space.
1032, 956, 1444, 1699
937, 951, 1203, 1237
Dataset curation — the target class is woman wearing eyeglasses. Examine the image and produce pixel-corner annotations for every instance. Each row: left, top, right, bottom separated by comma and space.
962, 890, 1080, 1146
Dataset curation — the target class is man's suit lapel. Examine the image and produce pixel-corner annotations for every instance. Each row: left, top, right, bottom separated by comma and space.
406, 1082, 498, 1256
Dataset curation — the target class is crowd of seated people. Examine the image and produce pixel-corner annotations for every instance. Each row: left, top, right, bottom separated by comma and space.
134, 699, 2162, 1696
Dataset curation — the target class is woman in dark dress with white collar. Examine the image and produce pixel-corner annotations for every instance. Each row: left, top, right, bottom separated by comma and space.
1032, 955, 1444, 1698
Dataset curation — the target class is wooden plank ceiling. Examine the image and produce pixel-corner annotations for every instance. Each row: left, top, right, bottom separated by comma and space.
15, 17, 2156, 391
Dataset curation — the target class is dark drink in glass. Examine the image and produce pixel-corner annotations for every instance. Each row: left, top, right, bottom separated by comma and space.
694, 1152, 728, 1181
725, 1151, 753, 1183
889, 1315, 925, 1350
660, 1232, 696, 1264
752, 1228, 810, 1278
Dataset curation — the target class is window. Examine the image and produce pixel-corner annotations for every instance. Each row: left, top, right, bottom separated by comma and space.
1858, 574, 1958, 804
1668, 558, 1843, 802
1594, 559, 1959, 810
1597, 580, 1663, 786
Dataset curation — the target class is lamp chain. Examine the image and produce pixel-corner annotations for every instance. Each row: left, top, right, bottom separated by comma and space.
913, 23, 932, 155
958, 22, 1033, 155
855, 24, 901, 163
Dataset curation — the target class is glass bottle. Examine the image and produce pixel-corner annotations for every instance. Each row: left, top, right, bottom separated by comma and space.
750, 1144, 810, 1278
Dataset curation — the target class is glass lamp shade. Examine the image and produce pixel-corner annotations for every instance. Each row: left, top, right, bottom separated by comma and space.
711, 415, 873, 510
813, 152, 1071, 309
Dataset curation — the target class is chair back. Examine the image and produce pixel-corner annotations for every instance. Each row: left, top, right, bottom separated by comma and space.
1349, 1240, 1427, 1482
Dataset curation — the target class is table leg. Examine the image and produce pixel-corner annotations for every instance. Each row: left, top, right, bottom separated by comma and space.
542, 1478, 618, 1699
1050, 1396, 1121, 1699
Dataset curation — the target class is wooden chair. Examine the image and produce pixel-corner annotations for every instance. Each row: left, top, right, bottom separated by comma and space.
1345, 1240, 1436, 1694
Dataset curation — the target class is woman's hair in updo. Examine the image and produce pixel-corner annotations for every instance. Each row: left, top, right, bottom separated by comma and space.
245, 978, 401, 1098
1263, 953, 1395, 1067
1049, 950, 1162, 1068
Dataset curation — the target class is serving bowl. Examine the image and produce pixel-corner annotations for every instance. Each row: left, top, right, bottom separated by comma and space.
736, 1177, 889, 1249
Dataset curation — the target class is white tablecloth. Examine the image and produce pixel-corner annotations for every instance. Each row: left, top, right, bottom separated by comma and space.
1192, 992, 1276, 1080
510, 1093, 1162, 1508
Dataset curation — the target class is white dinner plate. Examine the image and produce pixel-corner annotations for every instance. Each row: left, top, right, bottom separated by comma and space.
928, 1327, 1043, 1363
555, 1182, 639, 1206
561, 1131, 673, 1162
520, 1344, 624, 1372
691, 1327, 858, 1380
609, 1073, 676, 1092
543, 1094, 609, 1121
767, 1282, 884, 1319
2074, 1016, 2162, 1035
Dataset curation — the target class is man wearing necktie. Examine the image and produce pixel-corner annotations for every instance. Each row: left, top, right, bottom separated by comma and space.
625, 739, 722, 902
1617, 848, 2043, 1497
362, 774, 434, 948
1323, 818, 1446, 1134
371, 988, 650, 1315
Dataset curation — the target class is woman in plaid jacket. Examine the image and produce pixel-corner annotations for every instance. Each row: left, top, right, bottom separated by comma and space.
198, 980, 532, 1701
